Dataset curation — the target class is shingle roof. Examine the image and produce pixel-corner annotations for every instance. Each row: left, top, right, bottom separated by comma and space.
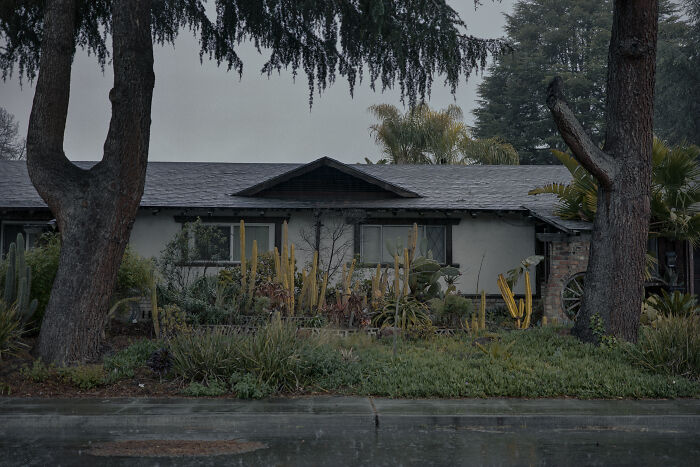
524, 205, 593, 233
0, 159, 573, 213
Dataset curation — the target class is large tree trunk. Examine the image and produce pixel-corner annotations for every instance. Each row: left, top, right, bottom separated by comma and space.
26, 0, 154, 363
548, 1, 658, 342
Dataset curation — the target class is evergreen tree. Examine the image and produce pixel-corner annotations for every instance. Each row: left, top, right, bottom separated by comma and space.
473, 0, 692, 164
655, 0, 700, 146
473, 0, 612, 164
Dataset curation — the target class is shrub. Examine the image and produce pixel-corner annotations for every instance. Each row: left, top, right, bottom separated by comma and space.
104, 339, 161, 383
156, 304, 191, 338
0, 300, 24, 361
405, 323, 438, 341
643, 290, 700, 325
1, 233, 154, 325
236, 316, 306, 392
430, 295, 473, 327
58, 365, 105, 390
372, 297, 431, 329
169, 329, 239, 385
230, 372, 273, 399
182, 380, 228, 397
629, 315, 700, 379
20, 359, 52, 382
115, 247, 154, 297
147, 348, 173, 376
253, 296, 271, 315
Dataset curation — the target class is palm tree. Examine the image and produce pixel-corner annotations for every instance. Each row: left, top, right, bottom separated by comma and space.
528, 149, 598, 222
368, 103, 519, 165
530, 139, 700, 244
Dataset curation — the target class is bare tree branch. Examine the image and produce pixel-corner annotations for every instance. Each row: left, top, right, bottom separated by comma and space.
546, 76, 616, 188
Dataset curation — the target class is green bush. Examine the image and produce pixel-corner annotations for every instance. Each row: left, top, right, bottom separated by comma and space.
182, 380, 228, 397
430, 295, 473, 327
58, 364, 105, 390
20, 359, 52, 382
0, 300, 24, 361
169, 329, 239, 385
405, 323, 438, 341
115, 247, 154, 297
236, 316, 306, 392
643, 290, 700, 325
230, 372, 273, 399
168, 316, 309, 394
629, 315, 700, 379
0, 233, 153, 324
104, 339, 162, 383
22, 233, 60, 323
253, 296, 271, 315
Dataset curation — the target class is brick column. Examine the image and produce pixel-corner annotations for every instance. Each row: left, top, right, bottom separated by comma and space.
542, 239, 590, 322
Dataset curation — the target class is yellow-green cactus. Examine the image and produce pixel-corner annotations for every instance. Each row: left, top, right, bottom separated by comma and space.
246, 239, 258, 309
240, 220, 247, 293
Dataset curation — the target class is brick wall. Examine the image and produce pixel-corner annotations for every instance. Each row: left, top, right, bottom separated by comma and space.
542, 239, 590, 322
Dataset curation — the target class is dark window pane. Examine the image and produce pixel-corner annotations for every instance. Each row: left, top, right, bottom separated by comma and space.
361, 225, 382, 263
194, 225, 230, 262
232, 225, 270, 261
425, 226, 446, 263
2, 224, 23, 257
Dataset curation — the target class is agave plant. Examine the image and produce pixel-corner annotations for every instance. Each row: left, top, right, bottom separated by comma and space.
372, 296, 431, 330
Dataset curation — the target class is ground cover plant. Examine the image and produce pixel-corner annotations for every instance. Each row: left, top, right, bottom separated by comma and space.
3, 323, 697, 399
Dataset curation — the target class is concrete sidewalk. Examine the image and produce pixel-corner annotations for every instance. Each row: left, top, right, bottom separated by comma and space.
1, 397, 699, 465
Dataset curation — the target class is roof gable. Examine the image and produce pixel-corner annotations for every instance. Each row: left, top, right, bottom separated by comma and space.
233, 156, 421, 200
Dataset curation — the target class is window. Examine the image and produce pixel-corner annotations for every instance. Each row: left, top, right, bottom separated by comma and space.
190, 222, 273, 263
360, 224, 446, 264
193, 225, 231, 262
1, 221, 52, 257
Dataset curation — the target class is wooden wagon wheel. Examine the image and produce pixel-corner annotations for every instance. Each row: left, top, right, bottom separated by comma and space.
561, 272, 586, 321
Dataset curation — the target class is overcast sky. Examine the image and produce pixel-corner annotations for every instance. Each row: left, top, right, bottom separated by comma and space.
0, 1, 514, 164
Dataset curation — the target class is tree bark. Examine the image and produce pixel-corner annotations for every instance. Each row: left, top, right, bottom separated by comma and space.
26, 0, 154, 364
548, 1, 658, 342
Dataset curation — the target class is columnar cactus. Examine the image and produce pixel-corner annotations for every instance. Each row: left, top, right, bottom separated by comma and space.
246, 239, 258, 310
240, 220, 247, 293
2, 233, 38, 323
497, 271, 532, 330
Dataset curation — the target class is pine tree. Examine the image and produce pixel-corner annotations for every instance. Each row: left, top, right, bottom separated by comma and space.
473, 0, 612, 164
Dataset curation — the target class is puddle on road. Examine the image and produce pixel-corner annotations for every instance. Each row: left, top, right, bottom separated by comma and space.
86, 439, 267, 457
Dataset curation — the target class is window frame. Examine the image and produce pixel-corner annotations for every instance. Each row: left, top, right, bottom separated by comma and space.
1, 220, 52, 257
185, 221, 276, 266
355, 219, 456, 266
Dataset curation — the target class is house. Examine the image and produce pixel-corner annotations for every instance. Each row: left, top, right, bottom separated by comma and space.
1, 157, 596, 321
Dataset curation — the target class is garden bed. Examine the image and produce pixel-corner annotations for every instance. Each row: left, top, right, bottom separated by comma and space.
1, 325, 698, 400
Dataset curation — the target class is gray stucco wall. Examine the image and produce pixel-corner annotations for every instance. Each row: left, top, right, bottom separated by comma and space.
126, 209, 536, 295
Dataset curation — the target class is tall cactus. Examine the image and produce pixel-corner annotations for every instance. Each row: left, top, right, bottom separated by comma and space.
246, 239, 258, 310
240, 220, 247, 293
3, 243, 16, 305
2, 233, 37, 323
497, 272, 532, 330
